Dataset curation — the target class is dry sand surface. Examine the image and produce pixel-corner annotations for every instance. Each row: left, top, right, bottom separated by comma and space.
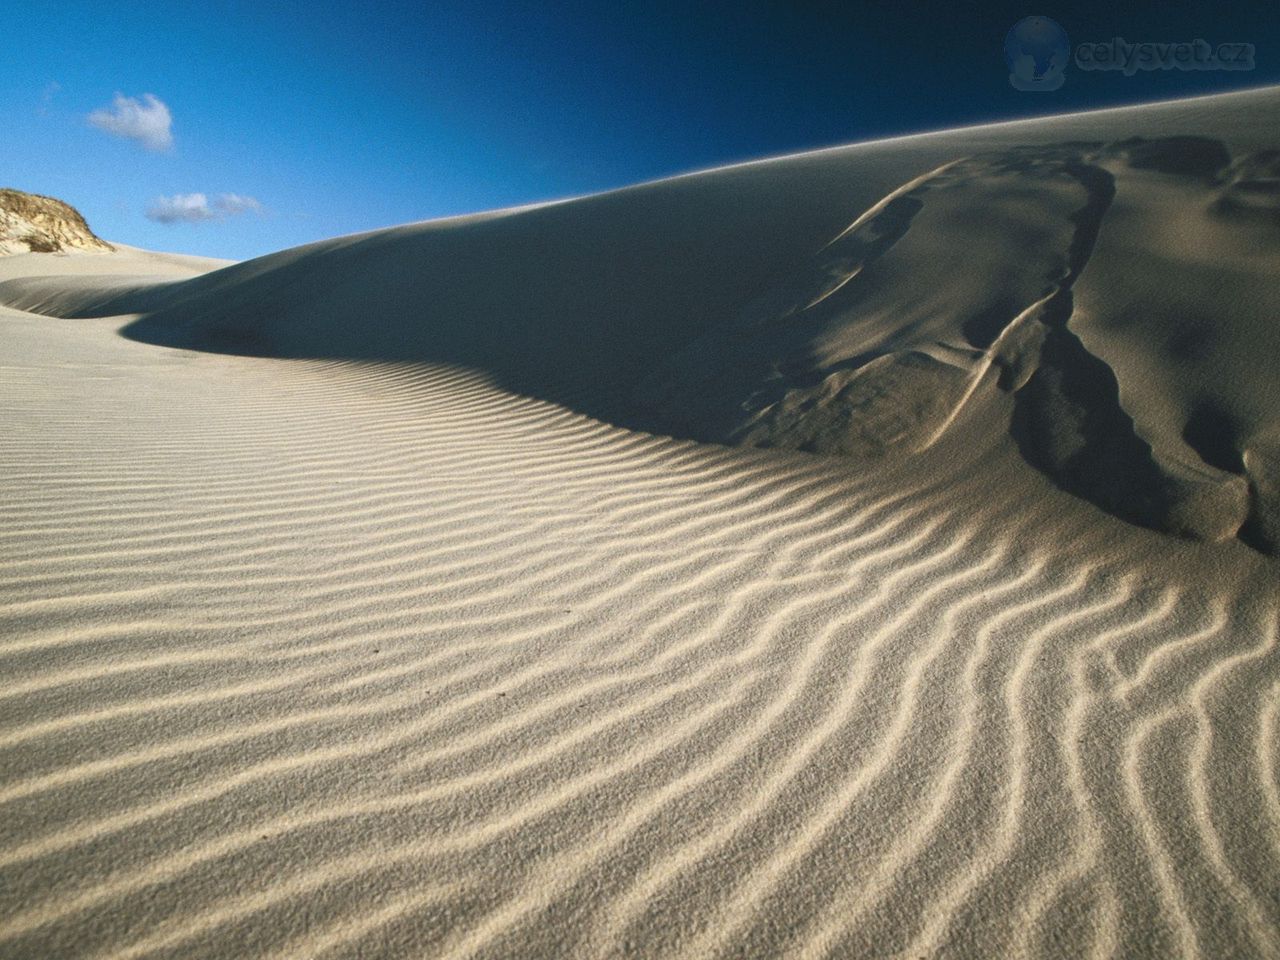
1, 87, 1279, 959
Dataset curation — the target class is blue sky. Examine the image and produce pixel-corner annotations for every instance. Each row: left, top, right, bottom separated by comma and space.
4, 0, 1276, 260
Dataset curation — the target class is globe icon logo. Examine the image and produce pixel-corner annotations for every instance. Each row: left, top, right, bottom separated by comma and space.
1005, 16, 1070, 91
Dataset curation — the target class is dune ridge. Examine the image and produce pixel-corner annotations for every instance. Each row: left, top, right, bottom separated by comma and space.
2, 86, 1280, 960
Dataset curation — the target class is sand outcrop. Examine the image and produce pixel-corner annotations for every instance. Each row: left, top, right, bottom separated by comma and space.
0, 188, 114, 255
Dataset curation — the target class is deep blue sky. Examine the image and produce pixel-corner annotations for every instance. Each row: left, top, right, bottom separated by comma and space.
3, 0, 1276, 260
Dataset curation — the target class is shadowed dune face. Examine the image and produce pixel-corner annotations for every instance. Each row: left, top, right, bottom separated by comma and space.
637, 135, 1280, 552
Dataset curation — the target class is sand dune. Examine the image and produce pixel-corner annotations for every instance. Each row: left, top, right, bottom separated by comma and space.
8, 89, 1278, 552
2, 88, 1280, 959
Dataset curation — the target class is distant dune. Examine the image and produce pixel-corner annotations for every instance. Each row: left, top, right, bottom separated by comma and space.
1, 87, 1278, 959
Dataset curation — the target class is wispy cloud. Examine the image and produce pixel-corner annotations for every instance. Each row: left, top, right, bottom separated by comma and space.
88, 93, 173, 151
145, 192, 264, 224
38, 81, 61, 114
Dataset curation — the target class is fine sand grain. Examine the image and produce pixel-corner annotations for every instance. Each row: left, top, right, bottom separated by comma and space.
2, 88, 1278, 959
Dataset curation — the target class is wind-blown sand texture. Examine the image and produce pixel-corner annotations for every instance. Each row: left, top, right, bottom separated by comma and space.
2, 88, 1279, 959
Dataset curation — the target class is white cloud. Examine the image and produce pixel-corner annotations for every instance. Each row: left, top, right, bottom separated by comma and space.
146, 192, 264, 225
88, 93, 173, 151
145, 193, 215, 223
213, 193, 262, 216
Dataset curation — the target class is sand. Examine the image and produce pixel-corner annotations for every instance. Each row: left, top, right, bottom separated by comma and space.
1, 87, 1278, 959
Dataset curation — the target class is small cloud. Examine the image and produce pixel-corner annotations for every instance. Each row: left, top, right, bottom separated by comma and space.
89, 93, 173, 151
145, 193, 215, 223
145, 192, 263, 224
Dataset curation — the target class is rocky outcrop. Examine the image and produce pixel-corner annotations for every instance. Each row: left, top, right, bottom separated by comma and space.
0, 188, 114, 255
